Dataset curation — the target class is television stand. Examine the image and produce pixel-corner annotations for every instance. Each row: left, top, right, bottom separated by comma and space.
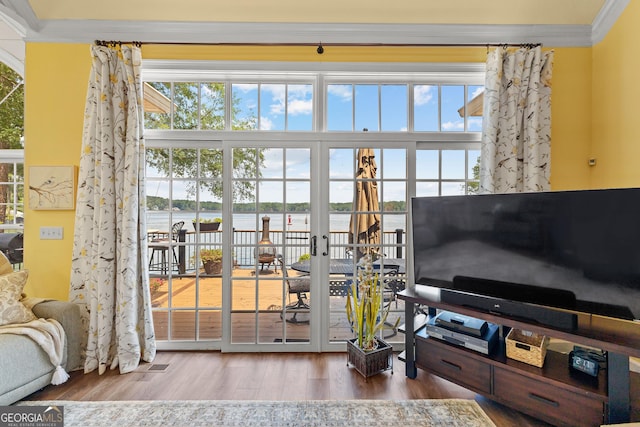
398, 285, 640, 426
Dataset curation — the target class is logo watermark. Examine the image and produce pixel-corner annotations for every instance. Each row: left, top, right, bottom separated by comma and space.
0, 406, 64, 427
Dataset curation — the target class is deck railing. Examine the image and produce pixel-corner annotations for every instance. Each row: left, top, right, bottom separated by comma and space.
153, 229, 405, 275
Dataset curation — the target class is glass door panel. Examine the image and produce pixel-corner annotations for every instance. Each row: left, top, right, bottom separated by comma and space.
229, 146, 312, 348
146, 147, 224, 344
326, 146, 408, 347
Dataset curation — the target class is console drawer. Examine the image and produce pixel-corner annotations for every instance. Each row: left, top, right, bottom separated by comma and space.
493, 367, 603, 427
416, 337, 491, 394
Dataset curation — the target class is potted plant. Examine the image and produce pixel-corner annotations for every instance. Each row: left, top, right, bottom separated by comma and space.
199, 248, 223, 275
345, 254, 394, 378
192, 217, 222, 232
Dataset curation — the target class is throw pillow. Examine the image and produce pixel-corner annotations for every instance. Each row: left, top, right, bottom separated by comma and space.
0, 251, 13, 276
0, 270, 36, 326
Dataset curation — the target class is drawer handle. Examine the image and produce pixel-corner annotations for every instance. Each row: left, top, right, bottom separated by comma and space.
439, 359, 462, 371
528, 392, 559, 407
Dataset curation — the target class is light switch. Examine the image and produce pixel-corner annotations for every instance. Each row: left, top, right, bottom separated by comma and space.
40, 226, 63, 240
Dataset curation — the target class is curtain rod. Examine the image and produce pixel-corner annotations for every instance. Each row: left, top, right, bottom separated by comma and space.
94, 40, 542, 49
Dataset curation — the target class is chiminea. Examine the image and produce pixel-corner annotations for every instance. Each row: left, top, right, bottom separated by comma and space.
257, 215, 276, 270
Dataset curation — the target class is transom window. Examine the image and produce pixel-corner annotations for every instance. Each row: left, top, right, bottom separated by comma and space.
143, 64, 485, 135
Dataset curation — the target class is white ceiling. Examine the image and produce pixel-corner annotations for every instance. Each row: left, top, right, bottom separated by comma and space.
0, 0, 631, 77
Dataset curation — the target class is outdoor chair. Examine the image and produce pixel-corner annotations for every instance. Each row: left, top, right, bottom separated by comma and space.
149, 221, 184, 275
276, 254, 310, 324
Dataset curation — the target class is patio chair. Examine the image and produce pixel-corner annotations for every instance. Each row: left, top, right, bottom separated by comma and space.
276, 254, 310, 324
149, 221, 184, 275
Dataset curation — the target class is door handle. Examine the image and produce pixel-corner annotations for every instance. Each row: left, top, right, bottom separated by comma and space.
322, 235, 329, 256
310, 235, 317, 256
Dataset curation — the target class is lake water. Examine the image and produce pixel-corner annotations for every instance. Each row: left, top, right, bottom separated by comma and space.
147, 211, 406, 233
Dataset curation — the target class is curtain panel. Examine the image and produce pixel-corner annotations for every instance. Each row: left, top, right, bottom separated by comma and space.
69, 44, 155, 375
480, 46, 553, 194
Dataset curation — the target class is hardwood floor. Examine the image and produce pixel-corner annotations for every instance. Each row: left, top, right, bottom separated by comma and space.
26, 351, 552, 427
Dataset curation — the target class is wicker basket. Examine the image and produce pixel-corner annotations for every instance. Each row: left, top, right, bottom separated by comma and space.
347, 338, 393, 379
506, 329, 550, 368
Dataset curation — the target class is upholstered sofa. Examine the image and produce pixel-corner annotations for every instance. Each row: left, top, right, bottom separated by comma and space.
0, 253, 83, 405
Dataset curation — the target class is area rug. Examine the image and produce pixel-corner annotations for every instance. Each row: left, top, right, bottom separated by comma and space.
16, 399, 496, 427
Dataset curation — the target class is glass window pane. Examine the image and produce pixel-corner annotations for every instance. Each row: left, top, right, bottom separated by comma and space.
287, 84, 313, 131
329, 149, 354, 179
383, 181, 406, 204
441, 85, 464, 132
198, 180, 222, 211
285, 148, 310, 180
232, 148, 259, 179
198, 149, 224, 183
380, 149, 406, 179
416, 182, 438, 197
261, 148, 283, 179
233, 180, 255, 210
200, 82, 225, 130
442, 182, 466, 196
442, 150, 465, 179
173, 82, 199, 130
232, 83, 258, 130
468, 150, 481, 180
467, 85, 484, 132
144, 82, 171, 129
259, 181, 283, 212
147, 180, 170, 214
260, 84, 285, 131
146, 148, 169, 178
327, 84, 352, 131
381, 85, 407, 131
286, 181, 310, 208
355, 84, 378, 132
416, 150, 439, 179
329, 181, 353, 206
414, 85, 438, 131
173, 179, 195, 206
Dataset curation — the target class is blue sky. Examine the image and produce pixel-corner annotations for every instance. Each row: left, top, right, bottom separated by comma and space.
149, 82, 483, 204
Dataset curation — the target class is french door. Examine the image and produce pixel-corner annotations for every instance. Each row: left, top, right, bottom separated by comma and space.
224, 141, 319, 351
149, 139, 413, 352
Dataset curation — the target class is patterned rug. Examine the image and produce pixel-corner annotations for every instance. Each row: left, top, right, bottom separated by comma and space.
16, 399, 497, 427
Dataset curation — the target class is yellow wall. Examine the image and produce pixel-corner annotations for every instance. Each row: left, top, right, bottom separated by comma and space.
23, 43, 91, 299
591, 1, 640, 188
23, 42, 594, 299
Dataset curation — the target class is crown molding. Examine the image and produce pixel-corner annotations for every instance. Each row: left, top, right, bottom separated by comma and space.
21, 20, 595, 47
0, 1, 630, 48
591, 0, 630, 45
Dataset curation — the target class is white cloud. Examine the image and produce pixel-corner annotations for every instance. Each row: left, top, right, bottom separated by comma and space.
442, 120, 464, 131
471, 86, 485, 98
328, 84, 352, 102
414, 85, 434, 106
260, 116, 274, 130
288, 98, 313, 116
233, 83, 257, 93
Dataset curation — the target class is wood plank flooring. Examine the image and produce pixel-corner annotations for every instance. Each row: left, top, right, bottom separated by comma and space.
26, 351, 553, 427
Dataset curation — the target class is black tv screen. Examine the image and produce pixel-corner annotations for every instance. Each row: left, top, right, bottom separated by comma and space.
412, 188, 640, 322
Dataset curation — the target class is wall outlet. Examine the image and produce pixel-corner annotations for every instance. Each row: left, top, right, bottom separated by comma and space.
40, 226, 63, 240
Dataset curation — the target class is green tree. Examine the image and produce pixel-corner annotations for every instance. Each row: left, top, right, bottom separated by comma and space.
0, 64, 24, 224
467, 157, 480, 194
144, 82, 262, 202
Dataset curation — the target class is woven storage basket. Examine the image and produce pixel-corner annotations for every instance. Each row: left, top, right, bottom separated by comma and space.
347, 338, 393, 378
506, 329, 550, 368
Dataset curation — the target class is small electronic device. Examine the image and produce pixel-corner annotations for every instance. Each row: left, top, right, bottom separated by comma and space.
426, 315, 498, 355
569, 346, 606, 377
434, 310, 488, 337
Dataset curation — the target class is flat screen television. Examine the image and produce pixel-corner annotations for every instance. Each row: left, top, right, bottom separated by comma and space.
412, 188, 640, 330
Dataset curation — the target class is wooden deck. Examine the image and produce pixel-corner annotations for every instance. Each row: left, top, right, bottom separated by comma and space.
148, 267, 402, 344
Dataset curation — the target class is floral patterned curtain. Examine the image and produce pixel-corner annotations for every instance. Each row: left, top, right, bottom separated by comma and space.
479, 46, 553, 193
69, 44, 156, 375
